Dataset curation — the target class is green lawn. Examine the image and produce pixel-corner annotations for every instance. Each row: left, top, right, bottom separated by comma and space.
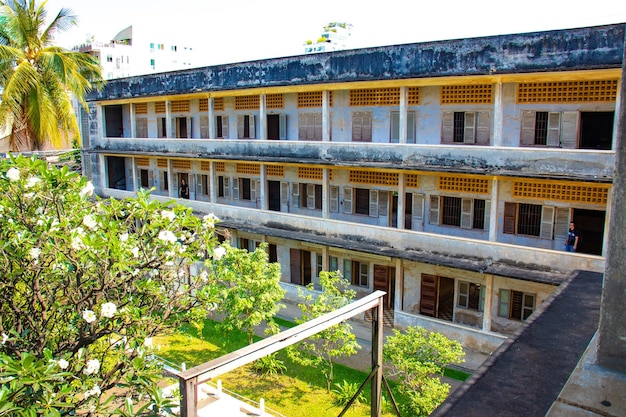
155, 319, 407, 417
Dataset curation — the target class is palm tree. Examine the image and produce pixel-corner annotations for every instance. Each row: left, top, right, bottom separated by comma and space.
0, 0, 103, 151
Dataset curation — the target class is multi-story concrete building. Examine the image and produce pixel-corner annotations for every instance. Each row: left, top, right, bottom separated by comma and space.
304, 22, 353, 54
74, 25, 198, 79
82, 23, 623, 355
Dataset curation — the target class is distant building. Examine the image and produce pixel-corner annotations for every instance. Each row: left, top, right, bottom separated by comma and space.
304, 22, 352, 54
74, 25, 198, 79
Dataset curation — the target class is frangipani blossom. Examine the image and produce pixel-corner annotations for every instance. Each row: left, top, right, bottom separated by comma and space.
100, 302, 117, 318
83, 310, 97, 324
84, 384, 101, 398
120, 233, 129, 242
213, 246, 226, 260
161, 210, 176, 221
6, 168, 19, 181
25, 176, 40, 188
158, 230, 177, 244
58, 359, 69, 369
131, 247, 140, 258
29, 247, 41, 260
80, 182, 94, 197
84, 359, 100, 375
83, 214, 97, 230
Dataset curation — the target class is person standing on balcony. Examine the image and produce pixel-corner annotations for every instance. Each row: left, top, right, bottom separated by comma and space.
565, 222, 580, 252
179, 179, 189, 199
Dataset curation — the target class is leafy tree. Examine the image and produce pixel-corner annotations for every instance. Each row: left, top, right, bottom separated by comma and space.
288, 271, 360, 392
0, 155, 263, 416
0, 0, 103, 151
383, 326, 465, 417
211, 242, 285, 345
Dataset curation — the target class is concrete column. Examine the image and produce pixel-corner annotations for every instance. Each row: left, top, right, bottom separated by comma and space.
322, 246, 330, 272
165, 100, 173, 139
167, 159, 175, 198
492, 80, 504, 147
602, 189, 612, 258
96, 104, 105, 140
322, 168, 330, 218
260, 165, 268, 210
394, 258, 403, 313
131, 157, 138, 192
322, 91, 331, 142
399, 86, 408, 144
129, 104, 136, 138
209, 161, 217, 203
611, 78, 622, 150
259, 94, 267, 140
489, 179, 499, 242
397, 173, 406, 229
208, 97, 215, 139
482, 274, 494, 332
597, 51, 626, 372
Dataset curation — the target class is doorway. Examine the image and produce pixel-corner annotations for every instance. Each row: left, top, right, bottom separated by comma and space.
177, 173, 189, 199
267, 114, 280, 140
580, 112, 614, 150
268, 180, 281, 211
104, 105, 123, 137
106, 156, 126, 189
373, 265, 395, 310
176, 117, 188, 138
290, 249, 311, 285
572, 209, 605, 255
420, 274, 454, 321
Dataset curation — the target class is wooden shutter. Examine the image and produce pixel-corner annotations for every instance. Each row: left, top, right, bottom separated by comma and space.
520, 110, 536, 146
232, 177, 240, 200
461, 198, 473, 229
476, 111, 490, 145
429, 195, 440, 225
298, 113, 307, 140
352, 112, 372, 142
441, 111, 454, 143
498, 289, 510, 317
314, 113, 323, 140
484, 200, 491, 232
158, 117, 166, 138
307, 184, 315, 209
412, 193, 425, 228
136, 118, 148, 138
221, 115, 229, 138
291, 182, 300, 208
223, 177, 230, 198
171, 118, 177, 138
420, 274, 438, 317
279, 114, 287, 140
390, 111, 400, 143
560, 112, 579, 149
503, 202, 516, 234
343, 187, 352, 214
290, 249, 302, 285
378, 191, 389, 217
195, 174, 203, 195
200, 115, 209, 138
369, 190, 379, 217
554, 207, 571, 245
464, 112, 476, 143
407, 111, 416, 144
187, 116, 192, 138
281, 181, 290, 204
540, 206, 555, 240
147, 170, 154, 188
237, 115, 244, 139
330, 186, 339, 212
547, 112, 561, 147
251, 180, 258, 201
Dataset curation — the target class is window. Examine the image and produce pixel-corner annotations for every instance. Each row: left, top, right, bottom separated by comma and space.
237, 115, 255, 139
240, 178, 251, 200
499, 289, 535, 321
196, 174, 209, 196
390, 111, 416, 143
150, 59, 155, 69
150, 43, 155, 50
140, 169, 149, 188
355, 188, 370, 215
269, 244, 278, 263
106, 55, 113, 63
442, 111, 490, 144
160, 171, 168, 191
520, 111, 560, 146
430, 196, 489, 230
298, 112, 323, 141
316, 254, 323, 277
329, 256, 338, 272
458, 281, 484, 311
504, 202, 544, 237
217, 176, 230, 198
216, 115, 229, 138
344, 260, 368, 287
352, 111, 372, 142
171, 45, 177, 52
296, 183, 322, 210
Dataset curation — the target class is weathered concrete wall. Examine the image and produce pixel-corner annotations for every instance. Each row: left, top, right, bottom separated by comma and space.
88, 24, 624, 102
90, 139, 615, 182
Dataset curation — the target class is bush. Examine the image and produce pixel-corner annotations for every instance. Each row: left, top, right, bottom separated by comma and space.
332, 380, 366, 406
251, 353, 287, 377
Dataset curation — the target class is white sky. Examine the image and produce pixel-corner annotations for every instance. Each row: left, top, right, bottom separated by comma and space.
45, 0, 626, 66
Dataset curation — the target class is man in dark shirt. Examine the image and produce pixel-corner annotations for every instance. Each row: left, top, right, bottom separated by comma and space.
565, 222, 580, 252
179, 179, 189, 199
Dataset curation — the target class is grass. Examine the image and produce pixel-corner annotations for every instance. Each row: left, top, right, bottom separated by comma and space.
154, 319, 408, 417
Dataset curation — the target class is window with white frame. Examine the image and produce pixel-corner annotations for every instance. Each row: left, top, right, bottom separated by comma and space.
498, 289, 535, 321
237, 115, 255, 139
352, 111, 372, 142
390, 111, 416, 143
458, 281, 484, 311
503, 202, 555, 239
344, 259, 368, 287
429, 196, 489, 230
441, 111, 490, 145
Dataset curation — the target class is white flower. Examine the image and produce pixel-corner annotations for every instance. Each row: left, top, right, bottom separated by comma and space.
131, 247, 140, 258
80, 182, 94, 197
84, 359, 100, 375
120, 233, 129, 242
71, 236, 85, 251
50, 219, 60, 232
160, 210, 176, 221
29, 247, 41, 260
1, 332, 8, 345
100, 302, 117, 318
25, 176, 40, 188
84, 384, 101, 399
203, 213, 219, 227
158, 230, 177, 244
57, 359, 69, 369
199, 270, 208, 282
83, 310, 97, 324
213, 246, 226, 260
36, 219, 44, 226
144, 337, 153, 347
83, 214, 97, 230
6, 168, 20, 181
23, 193, 34, 200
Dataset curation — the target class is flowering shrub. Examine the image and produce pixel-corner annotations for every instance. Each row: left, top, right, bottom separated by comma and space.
0, 155, 255, 416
